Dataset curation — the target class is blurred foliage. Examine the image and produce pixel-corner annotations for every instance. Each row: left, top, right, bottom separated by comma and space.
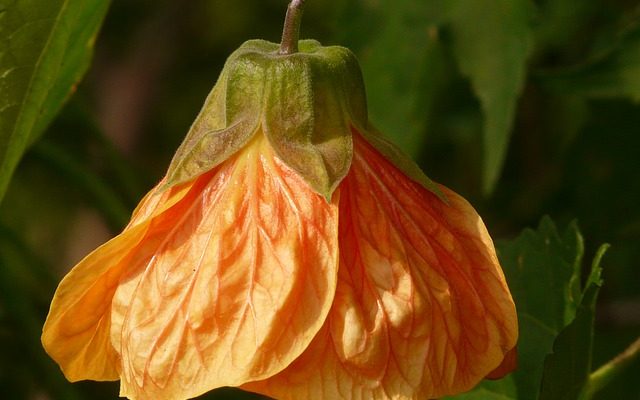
1, 0, 639, 399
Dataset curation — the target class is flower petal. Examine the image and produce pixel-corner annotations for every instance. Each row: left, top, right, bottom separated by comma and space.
111, 135, 340, 400
245, 133, 517, 399
486, 346, 518, 380
41, 180, 196, 382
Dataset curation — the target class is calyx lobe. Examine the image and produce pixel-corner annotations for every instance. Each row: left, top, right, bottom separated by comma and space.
166, 39, 442, 200
166, 40, 365, 200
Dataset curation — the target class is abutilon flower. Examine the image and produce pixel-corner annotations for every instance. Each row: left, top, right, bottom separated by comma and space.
42, 5, 518, 399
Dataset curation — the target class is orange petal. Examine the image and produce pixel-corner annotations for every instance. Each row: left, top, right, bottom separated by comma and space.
486, 346, 518, 380
41, 180, 196, 382
111, 135, 339, 400
245, 133, 517, 399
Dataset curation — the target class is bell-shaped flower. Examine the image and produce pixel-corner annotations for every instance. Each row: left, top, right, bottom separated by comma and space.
42, 39, 518, 400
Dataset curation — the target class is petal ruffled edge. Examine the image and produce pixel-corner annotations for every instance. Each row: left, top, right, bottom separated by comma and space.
41, 222, 151, 381
111, 136, 341, 400
41, 178, 202, 381
244, 132, 518, 400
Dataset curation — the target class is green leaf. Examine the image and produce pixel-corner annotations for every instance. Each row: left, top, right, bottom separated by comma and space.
539, 24, 640, 102
446, 379, 517, 400
447, 218, 584, 399
496, 217, 584, 400
448, 0, 534, 195
0, 0, 110, 203
538, 245, 607, 400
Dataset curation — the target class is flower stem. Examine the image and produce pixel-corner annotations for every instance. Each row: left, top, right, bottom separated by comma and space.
279, 0, 307, 55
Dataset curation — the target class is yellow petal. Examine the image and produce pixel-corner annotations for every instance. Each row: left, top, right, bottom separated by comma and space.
245, 133, 518, 399
41, 179, 195, 382
111, 135, 340, 400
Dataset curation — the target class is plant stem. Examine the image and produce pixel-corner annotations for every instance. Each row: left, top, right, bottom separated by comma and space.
583, 336, 640, 399
279, 0, 307, 55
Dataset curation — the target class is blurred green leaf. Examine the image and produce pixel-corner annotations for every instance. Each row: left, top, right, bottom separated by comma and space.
533, 0, 598, 57
448, 0, 534, 194
538, 245, 607, 400
0, 225, 82, 399
0, 0, 110, 203
339, 0, 448, 158
539, 23, 640, 101
31, 139, 130, 230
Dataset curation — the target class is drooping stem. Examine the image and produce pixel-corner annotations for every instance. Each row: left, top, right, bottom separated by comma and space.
279, 0, 307, 55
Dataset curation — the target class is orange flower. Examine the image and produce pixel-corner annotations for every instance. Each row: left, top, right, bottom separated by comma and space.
42, 38, 517, 400
244, 131, 518, 399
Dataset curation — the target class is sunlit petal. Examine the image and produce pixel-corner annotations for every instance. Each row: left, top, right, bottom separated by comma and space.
246, 133, 517, 399
111, 135, 340, 400
41, 180, 196, 382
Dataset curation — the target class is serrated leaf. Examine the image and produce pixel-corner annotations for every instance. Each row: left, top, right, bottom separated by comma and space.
0, 0, 110, 203
448, 0, 534, 195
540, 24, 640, 102
479, 218, 583, 400
538, 245, 608, 400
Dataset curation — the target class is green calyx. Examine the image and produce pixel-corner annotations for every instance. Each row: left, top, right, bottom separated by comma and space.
166, 39, 443, 201
165, 39, 366, 200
